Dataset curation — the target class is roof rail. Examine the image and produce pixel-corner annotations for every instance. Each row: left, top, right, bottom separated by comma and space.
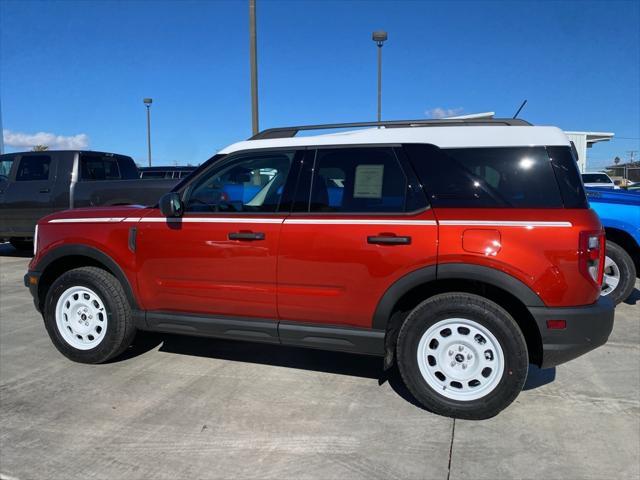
249, 118, 531, 140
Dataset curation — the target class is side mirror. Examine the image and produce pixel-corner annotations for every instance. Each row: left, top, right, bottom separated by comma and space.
159, 192, 184, 217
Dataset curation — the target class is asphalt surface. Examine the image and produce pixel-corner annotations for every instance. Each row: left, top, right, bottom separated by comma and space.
1, 243, 638, 480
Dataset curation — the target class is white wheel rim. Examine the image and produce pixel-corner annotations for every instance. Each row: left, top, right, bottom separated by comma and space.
601, 256, 620, 296
417, 318, 505, 401
55, 286, 108, 350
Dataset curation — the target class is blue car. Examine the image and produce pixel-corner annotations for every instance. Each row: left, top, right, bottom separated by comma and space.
586, 187, 640, 304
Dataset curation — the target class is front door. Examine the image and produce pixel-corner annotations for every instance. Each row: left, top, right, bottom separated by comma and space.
135, 150, 300, 319
277, 146, 438, 329
2, 154, 57, 236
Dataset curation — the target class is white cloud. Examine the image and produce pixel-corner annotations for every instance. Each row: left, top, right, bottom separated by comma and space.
425, 107, 464, 119
3, 129, 89, 150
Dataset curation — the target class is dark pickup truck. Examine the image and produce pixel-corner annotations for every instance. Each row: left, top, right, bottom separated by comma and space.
0, 150, 177, 249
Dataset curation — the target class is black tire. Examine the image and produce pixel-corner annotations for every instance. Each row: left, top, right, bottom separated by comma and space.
602, 240, 637, 305
43, 266, 136, 363
396, 293, 528, 420
9, 237, 33, 252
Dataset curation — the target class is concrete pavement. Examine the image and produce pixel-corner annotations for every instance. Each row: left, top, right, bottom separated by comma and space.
1, 243, 638, 480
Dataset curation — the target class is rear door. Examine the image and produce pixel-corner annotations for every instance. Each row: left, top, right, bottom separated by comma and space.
277, 146, 438, 329
2, 154, 57, 236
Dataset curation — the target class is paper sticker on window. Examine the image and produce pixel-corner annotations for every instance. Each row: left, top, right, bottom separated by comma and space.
354, 164, 384, 198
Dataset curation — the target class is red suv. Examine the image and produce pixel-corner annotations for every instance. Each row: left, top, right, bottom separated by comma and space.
25, 119, 614, 419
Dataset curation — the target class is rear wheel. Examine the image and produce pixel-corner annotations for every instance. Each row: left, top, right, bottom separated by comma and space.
396, 293, 528, 419
601, 241, 636, 305
43, 267, 136, 363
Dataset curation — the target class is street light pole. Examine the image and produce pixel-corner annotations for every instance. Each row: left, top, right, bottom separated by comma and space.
372, 31, 388, 123
143, 98, 152, 167
249, 0, 259, 135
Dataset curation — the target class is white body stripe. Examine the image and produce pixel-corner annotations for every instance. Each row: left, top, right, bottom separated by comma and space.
49, 217, 126, 223
283, 219, 437, 226
438, 220, 572, 227
49, 217, 571, 227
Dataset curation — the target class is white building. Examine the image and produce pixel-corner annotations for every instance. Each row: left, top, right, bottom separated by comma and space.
562, 131, 614, 173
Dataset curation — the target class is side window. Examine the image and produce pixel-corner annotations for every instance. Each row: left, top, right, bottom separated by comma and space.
0, 156, 15, 179
116, 156, 139, 179
16, 155, 51, 181
547, 146, 588, 209
404, 144, 564, 208
80, 155, 121, 181
306, 147, 424, 213
186, 151, 294, 213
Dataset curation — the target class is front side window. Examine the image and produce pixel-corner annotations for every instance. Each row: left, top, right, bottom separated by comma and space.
404, 144, 564, 208
80, 155, 121, 181
186, 152, 294, 213
16, 155, 51, 181
305, 147, 424, 213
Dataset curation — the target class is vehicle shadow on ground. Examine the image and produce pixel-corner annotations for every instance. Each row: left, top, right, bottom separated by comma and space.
0, 243, 32, 258
119, 331, 556, 410
623, 287, 640, 306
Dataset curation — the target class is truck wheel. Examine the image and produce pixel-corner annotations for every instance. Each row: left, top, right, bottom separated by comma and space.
396, 293, 528, 420
9, 237, 33, 252
601, 240, 637, 305
43, 267, 136, 363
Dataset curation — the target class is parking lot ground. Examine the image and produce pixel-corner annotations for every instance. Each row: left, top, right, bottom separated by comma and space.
1, 243, 639, 480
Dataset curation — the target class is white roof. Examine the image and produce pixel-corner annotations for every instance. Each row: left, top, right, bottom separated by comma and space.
219, 126, 570, 154
564, 131, 614, 145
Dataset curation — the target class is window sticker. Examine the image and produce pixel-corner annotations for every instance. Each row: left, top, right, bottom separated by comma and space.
353, 164, 384, 198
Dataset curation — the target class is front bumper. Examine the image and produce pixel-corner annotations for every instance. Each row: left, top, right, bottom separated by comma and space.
528, 296, 615, 369
24, 271, 41, 312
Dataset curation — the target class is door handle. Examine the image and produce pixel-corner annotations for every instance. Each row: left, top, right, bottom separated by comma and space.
228, 231, 265, 241
39, 188, 50, 193
367, 235, 412, 245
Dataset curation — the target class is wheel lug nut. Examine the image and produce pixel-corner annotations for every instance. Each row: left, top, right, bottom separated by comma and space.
450, 361, 456, 367
462, 364, 467, 369
458, 346, 463, 352
467, 354, 472, 360
448, 350, 453, 356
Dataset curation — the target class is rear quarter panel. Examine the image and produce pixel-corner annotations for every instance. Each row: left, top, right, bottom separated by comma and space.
434, 208, 603, 307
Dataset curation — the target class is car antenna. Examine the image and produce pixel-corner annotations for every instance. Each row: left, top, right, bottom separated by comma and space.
513, 99, 527, 119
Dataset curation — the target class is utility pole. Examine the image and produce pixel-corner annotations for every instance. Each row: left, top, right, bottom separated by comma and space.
249, 0, 259, 135
0, 94, 4, 154
144, 98, 153, 167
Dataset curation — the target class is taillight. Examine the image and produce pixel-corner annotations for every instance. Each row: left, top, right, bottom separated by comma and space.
579, 230, 605, 285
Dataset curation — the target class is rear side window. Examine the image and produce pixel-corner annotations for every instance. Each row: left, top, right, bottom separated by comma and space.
302, 147, 425, 213
80, 154, 121, 181
547, 146, 588, 209
16, 155, 51, 181
117, 156, 139, 179
404, 144, 564, 208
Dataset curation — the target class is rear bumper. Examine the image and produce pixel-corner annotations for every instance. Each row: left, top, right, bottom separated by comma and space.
528, 296, 615, 369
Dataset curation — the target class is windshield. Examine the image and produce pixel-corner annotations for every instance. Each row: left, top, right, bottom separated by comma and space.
582, 173, 612, 184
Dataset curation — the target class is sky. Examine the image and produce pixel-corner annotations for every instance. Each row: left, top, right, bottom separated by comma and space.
1, 0, 639, 168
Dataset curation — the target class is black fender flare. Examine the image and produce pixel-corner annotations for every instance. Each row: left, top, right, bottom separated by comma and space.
372, 263, 544, 330
34, 244, 139, 310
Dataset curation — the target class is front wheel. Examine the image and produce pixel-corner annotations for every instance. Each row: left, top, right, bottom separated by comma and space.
43, 267, 136, 363
396, 293, 528, 419
601, 240, 636, 305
